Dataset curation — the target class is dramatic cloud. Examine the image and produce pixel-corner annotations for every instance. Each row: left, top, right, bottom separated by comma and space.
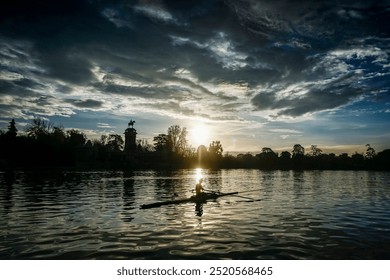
66, 99, 104, 109
134, 1, 176, 23
0, 0, 389, 152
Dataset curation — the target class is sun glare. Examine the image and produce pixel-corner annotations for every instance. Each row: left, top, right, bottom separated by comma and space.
190, 124, 210, 147
195, 168, 204, 183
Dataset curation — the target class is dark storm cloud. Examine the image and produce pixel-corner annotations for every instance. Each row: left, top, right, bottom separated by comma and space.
225, 0, 389, 39
0, 0, 389, 123
0, 78, 44, 97
65, 99, 104, 109
1, 0, 114, 85
236, 0, 390, 117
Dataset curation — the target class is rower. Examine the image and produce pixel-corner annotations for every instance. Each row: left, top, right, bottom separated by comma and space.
195, 178, 204, 196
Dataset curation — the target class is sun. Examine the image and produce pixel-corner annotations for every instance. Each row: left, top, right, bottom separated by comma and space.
189, 123, 210, 147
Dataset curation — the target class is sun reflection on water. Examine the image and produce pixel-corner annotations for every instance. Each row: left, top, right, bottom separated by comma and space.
195, 168, 204, 183
2, 170, 390, 259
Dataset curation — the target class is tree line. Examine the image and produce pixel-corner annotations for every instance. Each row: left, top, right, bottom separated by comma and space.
229, 144, 390, 170
1, 118, 389, 170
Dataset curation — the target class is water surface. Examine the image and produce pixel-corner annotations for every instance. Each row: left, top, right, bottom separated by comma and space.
1, 169, 389, 259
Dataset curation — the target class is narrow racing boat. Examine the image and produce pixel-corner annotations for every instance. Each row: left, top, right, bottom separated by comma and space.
140, 191, 238, 209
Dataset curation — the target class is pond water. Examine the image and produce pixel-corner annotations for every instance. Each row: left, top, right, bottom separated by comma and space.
1, 169, 389, 259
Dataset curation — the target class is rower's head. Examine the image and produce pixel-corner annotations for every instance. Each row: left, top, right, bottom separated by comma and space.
199, 178, 203, 183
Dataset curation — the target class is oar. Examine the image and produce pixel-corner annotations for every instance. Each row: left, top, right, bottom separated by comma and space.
231, 194, 259, 200
204, 188, 260, 202
203, 188, 220, 194
229, 189, 262, 202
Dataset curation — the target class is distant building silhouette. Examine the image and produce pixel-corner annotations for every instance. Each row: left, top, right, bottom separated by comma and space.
124, 120, 137, 155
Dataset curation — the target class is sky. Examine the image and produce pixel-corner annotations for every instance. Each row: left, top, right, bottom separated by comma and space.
1, 0, 389, 154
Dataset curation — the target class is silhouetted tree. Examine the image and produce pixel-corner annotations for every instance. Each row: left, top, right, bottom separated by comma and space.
6, 119, 17, 139
292, 144, 305, 158
339, 153, 349, 159
107, 134, 124, 152
280, 151, 291, 159
209, 141, 223, 157
365, 144, 376, 159
184, 146, 196, 157
351, 152, 364, 169
0, 120, 19, 166
305, 145, 323, 169
261, 147, 275, 155
207, 141, 223, 167
256, 147, 278, 169
52, 126, 66, 144
92, 136, 109, 162
1, 117, 389, 171
66, 129, 86, 147
236, 153, 255, 168
167, 125, 188, 155
257, 147, 277, 159
137, 139, 154, 152
26, 118, 53, 139
279, 151, 292, 169
292, 144, 305, 169
100, 135, 108, 146
153, 134, 169, 152
375, 149, 390, 170
309, 145, 322, 157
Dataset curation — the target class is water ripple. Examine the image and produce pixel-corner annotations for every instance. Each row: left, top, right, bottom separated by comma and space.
1, 170, 390, 259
